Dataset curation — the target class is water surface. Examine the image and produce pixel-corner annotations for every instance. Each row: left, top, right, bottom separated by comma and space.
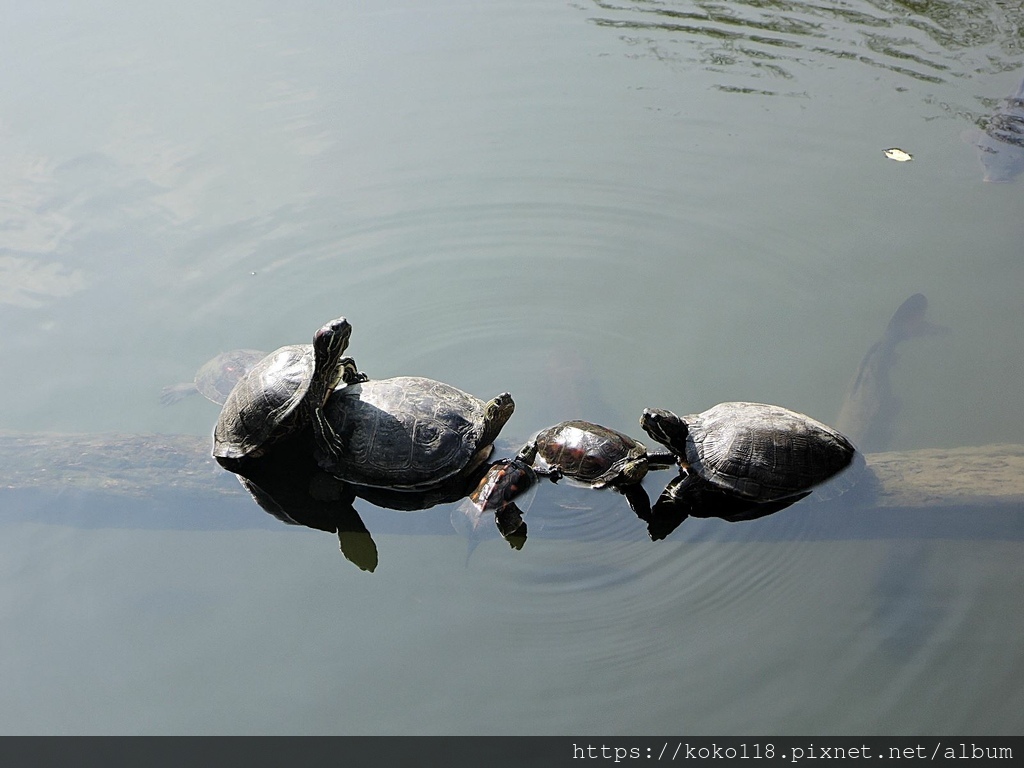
1, 0, 1022, 735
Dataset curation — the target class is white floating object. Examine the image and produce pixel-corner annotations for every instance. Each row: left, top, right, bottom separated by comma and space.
883, 148, 913, 162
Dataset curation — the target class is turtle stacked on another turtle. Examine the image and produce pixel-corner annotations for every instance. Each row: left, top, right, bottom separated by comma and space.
208, 316, 864, 553
210, 316, 522, 565
213, 316, 365, 469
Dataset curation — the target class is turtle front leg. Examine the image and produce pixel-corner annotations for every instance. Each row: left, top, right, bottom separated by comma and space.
312, 407, 347, 468
647, 451, 680, 470
662, 466, 697, 500
514, 440, 562, 481
532, 464, 565, 483
338, 356, 369, 385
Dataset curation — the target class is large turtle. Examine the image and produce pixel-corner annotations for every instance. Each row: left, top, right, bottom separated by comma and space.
161, 349, 266, 406
213, 317, 364, 466
640, 402, 858, 504
316, 376, 515, 492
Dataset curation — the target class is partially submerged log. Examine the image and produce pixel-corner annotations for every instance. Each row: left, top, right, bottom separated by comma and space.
865, 443, 1024, 510
0, 431, 235, 501
1, 431, 1022, 538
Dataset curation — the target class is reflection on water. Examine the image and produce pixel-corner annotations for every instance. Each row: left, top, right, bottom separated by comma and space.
871, 539, 948, 663
964, 75, 1024, 182
588, 0, 1023, 93
1, 0, 1023, 736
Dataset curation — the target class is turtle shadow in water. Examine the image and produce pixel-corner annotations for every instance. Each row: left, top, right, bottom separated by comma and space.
642, 474, 809, 541
218, 427, 379, 571
216, 426, 525, 572
641, 455, 879, 542
459, 452, 789, 545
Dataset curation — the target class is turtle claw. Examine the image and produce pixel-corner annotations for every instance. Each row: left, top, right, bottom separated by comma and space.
338, 357, 368, 385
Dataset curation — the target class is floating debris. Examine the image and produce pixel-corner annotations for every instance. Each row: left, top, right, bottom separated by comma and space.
883, 148, 913, 162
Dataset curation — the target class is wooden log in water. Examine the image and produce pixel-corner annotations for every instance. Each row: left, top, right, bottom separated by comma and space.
3, 431, 1023, 508
864, 443, 1024, 511
0, 431, 235, 500
1, 432, 1022, 538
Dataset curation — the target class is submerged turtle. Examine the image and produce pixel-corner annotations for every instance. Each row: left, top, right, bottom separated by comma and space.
213, 317, 364, 466
317, 376, 515, 492
640, 402, 858, 504
456, 457, 537, 549
161, 349, 266, 406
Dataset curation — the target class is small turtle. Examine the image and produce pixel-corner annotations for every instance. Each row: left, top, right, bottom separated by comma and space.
640, 402, 858, 504
517, 420, 676, 488
213, 317, 364, 466
471, 420, 677, 520
317, 376, 515, 492
161, 349, 266, 406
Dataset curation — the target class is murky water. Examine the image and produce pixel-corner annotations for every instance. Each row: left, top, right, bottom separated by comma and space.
1, 0, 1022, 735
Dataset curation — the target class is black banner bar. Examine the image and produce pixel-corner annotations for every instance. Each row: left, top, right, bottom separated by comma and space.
0, 737, 1019, 767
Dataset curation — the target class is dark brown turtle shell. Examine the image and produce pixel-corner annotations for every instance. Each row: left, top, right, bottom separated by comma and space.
213, 318, 355, 462
521, 420, 651, 488
318, 376, 515, 491
679, 402, 856, 501
213, 344, 315, 460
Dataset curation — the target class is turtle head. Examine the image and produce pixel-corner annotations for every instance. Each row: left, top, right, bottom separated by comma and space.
314, 317, 352, 357
480, 392, 515, 444
486, 392, 515, 427
313, 317, 354, 388
639, 408, 688, 453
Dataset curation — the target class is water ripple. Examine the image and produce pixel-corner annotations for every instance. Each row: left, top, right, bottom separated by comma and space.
587, 0, 1024, 93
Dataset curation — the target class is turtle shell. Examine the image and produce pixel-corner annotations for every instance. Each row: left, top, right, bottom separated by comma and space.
319, 376, 507, 491
683, 402, 856, 501
531, 420, 647, 487
213, 344, 314, 460
194, 349, 266, 404
160, 349, 265, 406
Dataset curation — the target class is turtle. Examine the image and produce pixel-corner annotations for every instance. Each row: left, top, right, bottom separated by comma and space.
161, 349, 266, 406
471, 420, 678, 520
516, 420, 676, 488
456, 457, 537, 547
212, 317, 364, 466
639, 401, 858, 505
316, 376, 515, 492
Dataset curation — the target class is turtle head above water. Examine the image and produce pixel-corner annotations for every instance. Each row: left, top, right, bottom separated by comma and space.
487, 392, 515, 423
313, 316, 357, 390
639, 408, 689, 452
314, 317, 352, 353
